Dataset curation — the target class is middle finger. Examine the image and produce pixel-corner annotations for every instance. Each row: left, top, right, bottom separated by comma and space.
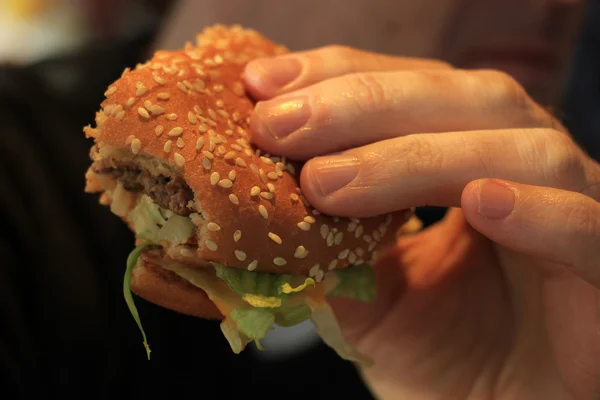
250, 69, 560, 160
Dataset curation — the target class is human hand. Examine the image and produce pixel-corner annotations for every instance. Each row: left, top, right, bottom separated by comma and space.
243, 46, 600, 400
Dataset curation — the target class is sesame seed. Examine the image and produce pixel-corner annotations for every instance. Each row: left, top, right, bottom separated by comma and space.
214, 54, 224, 64
193, 105, 202, 114
334, 232, 343, 245
154, 125, 164, 136
326, 232, 334, 247
136, 87, 147, 97
177, 137, 185, 148
174, 153, 185, 167
202, 158, 211, 170
304, 216, 316, 224
104, 86, 117, 96
348, 252, 357, 264
205, 240, 218, 251
150, 105, 164, 115
177, 82, 188, 93
231, 144, 242, 151
373, 231, 381, 242
225, 129, 233, 136
137, 107, 150, 119
250, 186, 260, 197
229, 194, 239, 205
328, 260, 338, 270
180, 248, 194, 257
168, 127, 183, 137
247, 260, 258, 271
267, 183, 275, 193
208, 141, 216, 152
125, 134, 135, 145
234, 250, 247, 261
157, 92, 169, 100
188, 111, 197, 124
131, 138, 141, 154
153, 75, 165, 85
356, 248, 365, 257
338, 249, 350, 259
115, 111, 125, 120
213, 84, 224, 93
286, 163, 296, 175
228, 171, 236, 181
196, 137, 205, 150
244, 148, 253, 157
183, 80, 194, 90
194, 80, 205, 92
316, 270, 325, 282
261, 156, 274, 165
127, 97, 135, 107
250, 164, 259, 174
260, 192, 274, 200
259, 205, 268, 219
368, 242, 377, 252
234, 230, 242, 242
309, 264, 320, 277
294, 246, 309, 259
207, 222, 221, 231
236, 158, 247, 167
216, 145, 226, 155
233, 82, 245, 96
348, 222, 357, 232
297, 221, 311, 231
208, 109, 217, 120
312, 209, 321, 215
218, 179, 233, 188
356, 259, 365, 265
166, 113, 177, 120
273, 257, 287, 266
144, 100, 153, 110
355, 225, 364, 238
290, 193, 299, 202
321, 224, 329, 239
163, 140, 172, 152
210, 172, 219, 185
203, 150, 214, 160
268, 232, 282, 244
135, 81, 144, 88
363, 235, 372, 243
199, 123, 207, 132
268, 172, 279, 180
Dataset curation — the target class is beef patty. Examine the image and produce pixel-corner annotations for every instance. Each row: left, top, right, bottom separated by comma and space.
94, 160, 194, 216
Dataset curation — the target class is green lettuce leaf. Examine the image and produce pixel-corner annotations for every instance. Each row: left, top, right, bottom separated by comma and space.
327, 264, 376, 302
214, 264, 314, 299
229, 308, 275, 340
124, 242, 154, 360
274, 302, 313, 327
309, 301, 373, 367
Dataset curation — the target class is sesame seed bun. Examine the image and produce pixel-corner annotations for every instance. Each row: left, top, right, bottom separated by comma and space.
84, 24, 412, 313
131, 251, 223, 320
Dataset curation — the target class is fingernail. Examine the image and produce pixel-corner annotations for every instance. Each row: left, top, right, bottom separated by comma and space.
477, 180, 516, 219
248, 58, 302, 91
253, 96, 311, 139
309, 155, 360, 196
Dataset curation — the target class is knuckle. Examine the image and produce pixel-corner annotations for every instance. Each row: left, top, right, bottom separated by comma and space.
346, 73, 389, 111
565, 196, 599, 240
397, 135, 444, 175
319, 44, 356, 59
538, 129, 587, 191
476, 69, 534, 114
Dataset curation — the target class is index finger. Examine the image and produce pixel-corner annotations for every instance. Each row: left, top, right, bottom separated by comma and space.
243, 45, 451, 100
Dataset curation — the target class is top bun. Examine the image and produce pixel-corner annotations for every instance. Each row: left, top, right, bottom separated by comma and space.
85, 25, 409, 278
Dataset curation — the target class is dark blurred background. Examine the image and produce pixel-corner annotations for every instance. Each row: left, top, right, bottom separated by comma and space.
0, 1, 598, 399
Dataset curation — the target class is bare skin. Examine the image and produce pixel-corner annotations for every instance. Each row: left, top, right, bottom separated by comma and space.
243, 47, 600, 400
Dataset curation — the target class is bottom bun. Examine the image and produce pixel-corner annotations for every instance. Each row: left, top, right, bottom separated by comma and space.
130, 253, 224, 320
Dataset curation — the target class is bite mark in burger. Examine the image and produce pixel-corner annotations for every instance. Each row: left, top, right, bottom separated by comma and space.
83, 24, 413, 366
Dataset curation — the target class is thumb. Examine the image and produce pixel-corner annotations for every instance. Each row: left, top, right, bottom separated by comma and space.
461, 179, 600, 289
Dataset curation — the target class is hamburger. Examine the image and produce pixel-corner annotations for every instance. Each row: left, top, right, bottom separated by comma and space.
83, 24, 414, 366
